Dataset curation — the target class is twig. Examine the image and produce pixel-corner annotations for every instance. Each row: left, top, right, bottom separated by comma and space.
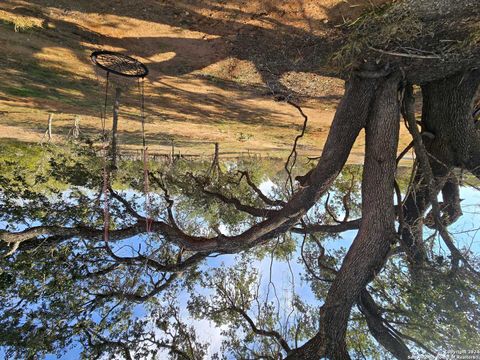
368, 46, 442, 60
284, 101, 309, 194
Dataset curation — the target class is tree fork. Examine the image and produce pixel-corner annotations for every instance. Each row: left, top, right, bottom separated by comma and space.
286, 72, 402, 359
401, 70, 480, 269
146, 74, 382, 253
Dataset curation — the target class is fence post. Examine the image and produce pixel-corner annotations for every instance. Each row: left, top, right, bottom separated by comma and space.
41, 114, 54, 144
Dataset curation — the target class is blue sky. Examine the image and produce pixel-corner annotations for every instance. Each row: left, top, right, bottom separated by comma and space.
1, 181, 479, 359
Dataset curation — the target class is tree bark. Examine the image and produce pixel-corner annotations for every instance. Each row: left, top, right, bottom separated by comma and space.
421, 70, 480, 173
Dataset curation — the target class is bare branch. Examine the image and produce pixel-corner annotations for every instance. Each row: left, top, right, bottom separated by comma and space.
284, 100, 309, 193
229, 304, 292, 353
292, 219, 361, 234
94, 274, 178, 303
237, 170, 286, 207
189, 173, 278, 218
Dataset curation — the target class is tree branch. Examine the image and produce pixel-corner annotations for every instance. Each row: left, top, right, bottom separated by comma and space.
237, 170, 286, 207
189, 173, 278, 218
292, 219, 361, 234
230, 305, 292, 354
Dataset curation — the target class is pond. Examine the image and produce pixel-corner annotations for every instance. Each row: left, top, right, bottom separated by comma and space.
0, 142, 479, 360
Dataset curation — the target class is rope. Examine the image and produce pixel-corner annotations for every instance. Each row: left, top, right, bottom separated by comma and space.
140, 77, 146, 149
103, 160, 111, 242
101, 71, 111, 243
91, 50, 151, 244
102, 72, 110, 140
139, 77, 152, 232
143, 147, 152, 233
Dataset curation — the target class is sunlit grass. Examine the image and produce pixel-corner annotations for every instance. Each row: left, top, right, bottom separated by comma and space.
0, 10, 44, 32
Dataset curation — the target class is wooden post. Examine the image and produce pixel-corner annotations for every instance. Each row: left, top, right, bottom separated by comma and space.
208, 142, 221, 176
41, 114, 54, 145
72, 115, 80, 139
68, 115, 80, 140
214, 142, 219, 160
47, 114, 53, 141
110, 87, 121, 169
170, 139, 175, 164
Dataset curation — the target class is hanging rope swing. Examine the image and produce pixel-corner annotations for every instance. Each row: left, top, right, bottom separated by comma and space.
91, 50, 152, 239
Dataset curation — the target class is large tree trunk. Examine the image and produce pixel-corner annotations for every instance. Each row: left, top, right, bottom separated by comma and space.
286, 73, 401, 359
401, 70, 480, 270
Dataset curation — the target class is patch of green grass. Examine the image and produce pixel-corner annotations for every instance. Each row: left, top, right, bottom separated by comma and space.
4, 86, 49, 99
0, 58, 100, 108
0, 139, 45, 174
2, 84, 88, 105
12, 60, 68, 87
0, 138, 39, 154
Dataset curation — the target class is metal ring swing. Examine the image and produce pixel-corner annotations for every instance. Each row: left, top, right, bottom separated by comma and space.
91, 50, 149, 78
91, 50, 152, 235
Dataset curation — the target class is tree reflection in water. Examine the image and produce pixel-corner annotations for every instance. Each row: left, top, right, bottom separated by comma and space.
0, 142, 479, 359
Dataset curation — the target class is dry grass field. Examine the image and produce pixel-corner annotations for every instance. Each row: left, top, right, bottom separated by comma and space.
0, 0, 413, 161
